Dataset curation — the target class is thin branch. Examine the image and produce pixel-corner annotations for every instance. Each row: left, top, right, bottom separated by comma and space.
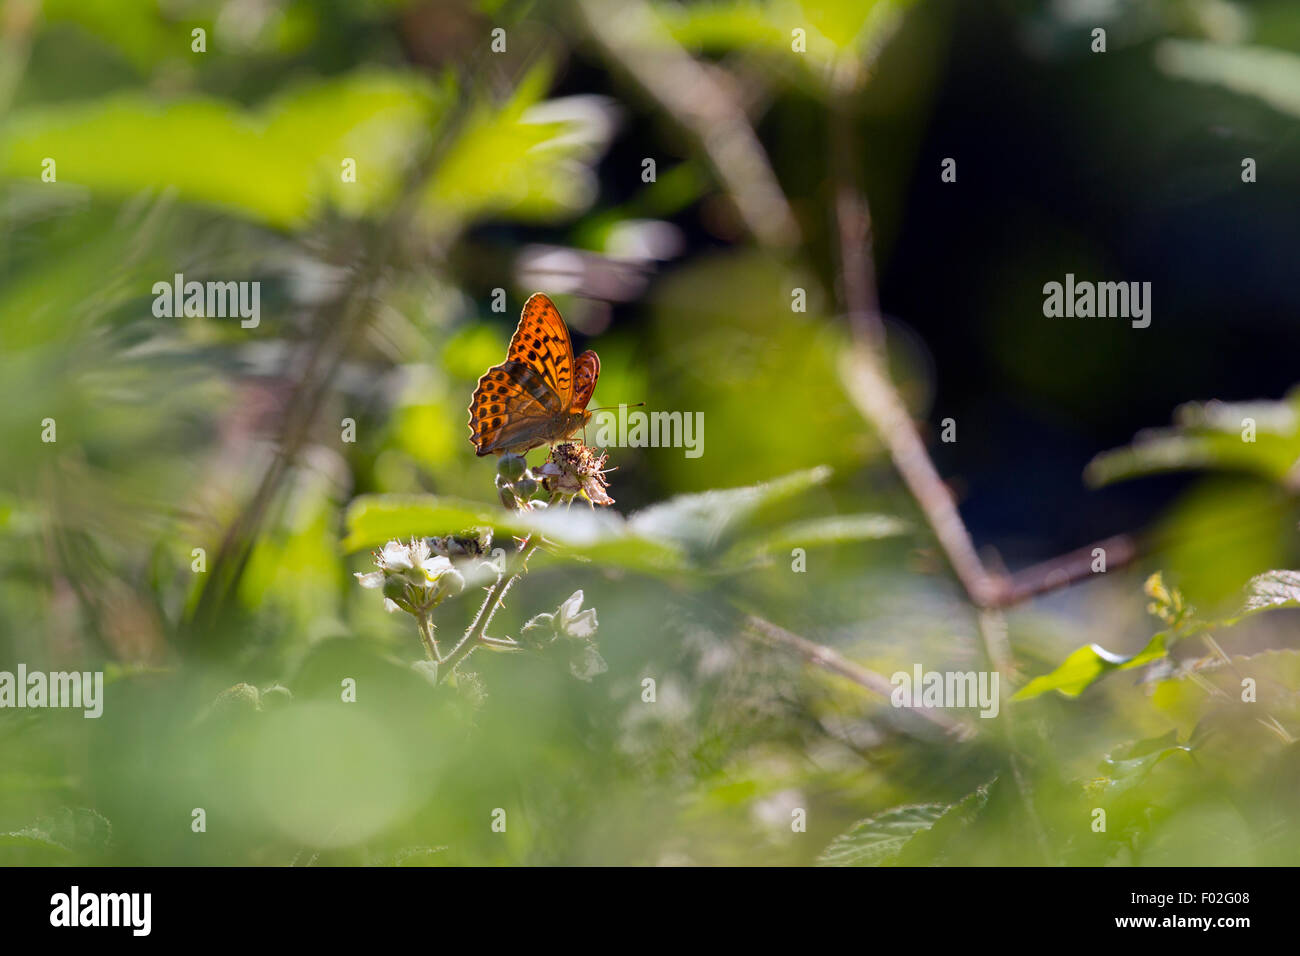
829, 91, 885, 349
840, 345, 1002, 607
743, 614, 971, 740
993, 533, 1140, 606
575, 0, 800, 250
830, 97, 1145, 616
828, 91, 1056, 862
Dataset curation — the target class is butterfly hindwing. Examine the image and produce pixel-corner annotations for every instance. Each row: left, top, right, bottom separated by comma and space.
573, 350, 600, 412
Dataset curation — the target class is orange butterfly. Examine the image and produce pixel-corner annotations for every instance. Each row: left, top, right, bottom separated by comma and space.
468, 293, 600, 456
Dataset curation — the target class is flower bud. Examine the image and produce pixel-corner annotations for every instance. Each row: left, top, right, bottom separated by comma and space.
383, 575, 411, 607
497, 453, 528, 483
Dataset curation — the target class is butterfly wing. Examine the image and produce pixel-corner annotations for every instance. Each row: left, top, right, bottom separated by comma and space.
469, 361, 559, 455
572, 350, 600, 412
507, 293, 576, 407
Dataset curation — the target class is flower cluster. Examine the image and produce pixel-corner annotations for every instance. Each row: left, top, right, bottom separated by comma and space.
352, 445, 615, 685
354, 538, 465, 615
494, 443, 613, 510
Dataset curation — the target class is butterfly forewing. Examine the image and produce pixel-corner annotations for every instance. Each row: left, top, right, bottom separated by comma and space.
507, 293, 575, 406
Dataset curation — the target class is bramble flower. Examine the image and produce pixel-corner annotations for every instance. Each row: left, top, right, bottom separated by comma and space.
355, 537, 464, 614
520, 589, 606, 681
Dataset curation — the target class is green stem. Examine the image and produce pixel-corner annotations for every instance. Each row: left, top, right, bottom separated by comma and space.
415, 613, 440, 662
437, 535, 538, 683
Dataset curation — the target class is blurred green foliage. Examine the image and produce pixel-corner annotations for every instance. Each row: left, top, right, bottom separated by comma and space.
1, 0, 1299, 867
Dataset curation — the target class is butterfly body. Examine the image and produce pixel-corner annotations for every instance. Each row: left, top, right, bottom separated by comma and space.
468, 294, 600, 456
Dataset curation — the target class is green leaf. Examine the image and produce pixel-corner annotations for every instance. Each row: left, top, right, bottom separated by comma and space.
723, 512, 908, 568
816, 804, 946, 866
0, 64, 614, 233
0, 807, 112, 860
343, 494, 687, 574
422, 63, 614, 227
1085, 391, 1300, 488
629, 466, 831, 559
1156, 40, 1300, 120
1012, 632, 1174, 701
1234, 569, 1300, 618
1089, 731, 1193, 801
344, 495, 519, 552
345, 468, 863, 577
895, 779, 995, 865
0, 72, 448, 228
0, 829, 72, 854
655, 0, 913, 70
1017, 569, 1300, 702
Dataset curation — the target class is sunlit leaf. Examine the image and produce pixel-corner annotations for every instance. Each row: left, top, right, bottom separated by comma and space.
1011, 632, 1174, 701
1156, 40, 1300, 119
629, 466, 831, 559
1090, 731, 1194, 800
816, 804, 946, 866
1234, 569, 1300, 618
0, 72, 448, 227
422, 63, 616, 227
1086, 391, 1300, 488
723, 512, 909, 568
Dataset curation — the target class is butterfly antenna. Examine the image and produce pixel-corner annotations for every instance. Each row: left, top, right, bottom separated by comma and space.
587, 401, 646, 412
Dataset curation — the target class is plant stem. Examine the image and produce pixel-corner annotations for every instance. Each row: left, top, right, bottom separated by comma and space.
575, 0, 799, 250
437, 535, 538, 683
415, 613, 439, 663
743, 614, 970, 739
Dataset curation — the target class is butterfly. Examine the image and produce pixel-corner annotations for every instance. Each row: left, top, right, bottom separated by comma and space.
468, 293, 600, 456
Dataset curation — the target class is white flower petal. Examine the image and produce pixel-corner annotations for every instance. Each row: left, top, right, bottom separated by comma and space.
557, 590, 585, 626
420, 554, 455, 578
569, 645, 608, 682
380, 540, 413, 571
566, 608, 598, 640
355, 571, 386, 589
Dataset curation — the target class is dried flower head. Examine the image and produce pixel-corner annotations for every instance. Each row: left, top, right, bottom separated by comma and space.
428, 527, 494, 559
536, 442, 614, 506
